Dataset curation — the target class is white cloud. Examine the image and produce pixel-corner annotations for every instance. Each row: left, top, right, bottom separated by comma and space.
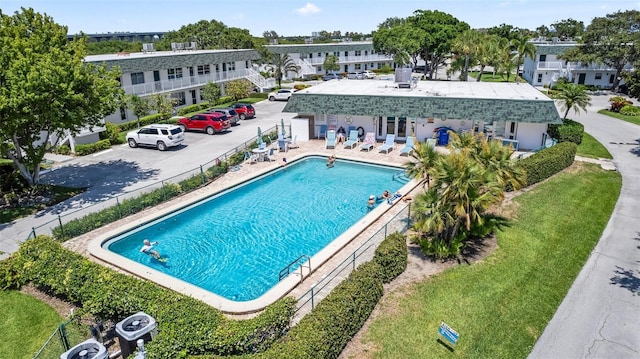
296, 2, 321, 16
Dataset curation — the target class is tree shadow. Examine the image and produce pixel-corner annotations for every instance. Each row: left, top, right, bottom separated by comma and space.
36, 159, 160, 216
610, 265, 640, 296
630, 138, 640, 157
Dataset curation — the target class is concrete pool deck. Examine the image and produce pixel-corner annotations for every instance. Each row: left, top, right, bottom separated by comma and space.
64, 138, 430, 317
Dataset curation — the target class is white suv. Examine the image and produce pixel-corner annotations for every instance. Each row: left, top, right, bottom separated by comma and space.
268, 89, 296, 101
126, 124, 184, 151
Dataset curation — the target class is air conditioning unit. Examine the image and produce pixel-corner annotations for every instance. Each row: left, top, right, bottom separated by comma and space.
116, 312, 157, 359
60, 339, 107, 359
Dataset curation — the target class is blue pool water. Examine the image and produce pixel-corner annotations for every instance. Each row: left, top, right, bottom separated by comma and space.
106, 156, 404, 301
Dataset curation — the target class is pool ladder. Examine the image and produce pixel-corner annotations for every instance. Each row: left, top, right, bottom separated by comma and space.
278, 254, 311, 282
392, 171, 410, 183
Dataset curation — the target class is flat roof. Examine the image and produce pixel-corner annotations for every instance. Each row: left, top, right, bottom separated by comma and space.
298, 78, 551, 101
85, 49, 253, 63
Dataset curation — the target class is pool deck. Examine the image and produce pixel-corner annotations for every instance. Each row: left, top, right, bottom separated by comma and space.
64, 138, 434, 318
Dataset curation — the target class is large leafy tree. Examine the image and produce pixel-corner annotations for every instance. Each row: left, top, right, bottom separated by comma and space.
550, 18, 585, 40
126, 94, 151, 128
224, 79, 253, 102
268, 53, 300, 88
0, 8, 122, 187
162, 19, 254, 50
553, 83, 592, 120
561, 10, 640, 91
200, 82, 221, 106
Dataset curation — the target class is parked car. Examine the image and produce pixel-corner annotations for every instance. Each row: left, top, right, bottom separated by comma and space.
321, 73, 342, 81
177, 113, 231, 135
231, 103, 256, 120
347, 72, 365, 80
126, 124, 184, 151
362, 70, 376, 79
206, 107, 239, 126
268, 89, 296, 101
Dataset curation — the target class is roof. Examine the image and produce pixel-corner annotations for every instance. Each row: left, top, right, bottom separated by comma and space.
282, 79, 562, 124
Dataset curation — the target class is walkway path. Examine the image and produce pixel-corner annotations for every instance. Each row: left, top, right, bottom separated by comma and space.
529, 95, 640, 358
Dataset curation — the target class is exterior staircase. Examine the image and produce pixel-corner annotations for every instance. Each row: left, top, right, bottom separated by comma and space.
244, 68, 275, 92
295, 58, 317, 77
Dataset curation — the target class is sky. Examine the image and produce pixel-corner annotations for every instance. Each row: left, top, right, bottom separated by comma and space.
2, 0, 639, 37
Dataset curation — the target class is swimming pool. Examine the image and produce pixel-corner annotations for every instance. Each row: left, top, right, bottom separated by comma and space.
95, 156, 409, 311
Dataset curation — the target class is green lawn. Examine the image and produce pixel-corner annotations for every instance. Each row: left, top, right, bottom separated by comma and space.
577, 132, 613, 159
0, 291, 64, 359
597, 109, 640, 126
359, 163, 621, 358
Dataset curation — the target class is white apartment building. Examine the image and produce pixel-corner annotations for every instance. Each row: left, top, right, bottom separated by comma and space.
522, 39, 633, 89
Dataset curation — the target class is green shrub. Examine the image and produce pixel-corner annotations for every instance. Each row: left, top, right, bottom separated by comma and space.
619, 105, 640, 116
2, 236, 295, 357
75, 139, 111, 156
177, 104, 204, 116
53, 145, 71, 155
608, 96, 632, 112
372, 232, 407, 283
218, 96, 233, 105
248, 92, 268, 99
118, 113, 168, 132
519, 142, 577, 187
102, 122, 123, 145
547, 119, 584, 144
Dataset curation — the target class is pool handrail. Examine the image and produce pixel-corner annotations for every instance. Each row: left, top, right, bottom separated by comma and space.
279, 254, 311, 282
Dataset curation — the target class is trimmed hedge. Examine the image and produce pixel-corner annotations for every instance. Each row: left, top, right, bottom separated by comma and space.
547, 119, 584, 145
178, 103, 210, 116
519, 142, 577, 187
372, 232, 407, 284
75, 139, 112, 156
0, 236, 295, 358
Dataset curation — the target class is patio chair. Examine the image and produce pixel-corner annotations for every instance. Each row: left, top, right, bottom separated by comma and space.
378, 134, 396, 154
318, 125, 327, 139
244, 150, 258, 163
278, 137, 288, 152
343, 130, 360, 149
399, 136, 415, 155
288, 135, 299, 149
359, 132, 376, 152
326, 130, 337, 149
266, 147, 276, 162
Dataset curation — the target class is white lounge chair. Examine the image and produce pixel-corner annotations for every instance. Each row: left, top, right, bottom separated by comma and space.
326, 130, 337, 149
360, 132, 376, 152
378, 134, 396, 154
343, 130, 359, 149
399, 136, 415, 155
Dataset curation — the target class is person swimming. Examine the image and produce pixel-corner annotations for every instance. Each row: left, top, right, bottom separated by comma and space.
140, 239, 167, 262
367, 194, 375, 210
327, 154, 336, 168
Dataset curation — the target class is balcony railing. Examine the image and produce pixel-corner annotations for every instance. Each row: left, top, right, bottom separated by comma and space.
123, 69, 273, 96
305, 54, 393, 65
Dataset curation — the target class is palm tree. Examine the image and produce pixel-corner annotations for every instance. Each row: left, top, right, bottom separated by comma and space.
475, 35, 500, 82
270, 53, 300, 88
405, 142, 441, 187
554, 83, 592, 120
452, 30, 480, 81
511, 35, 536, 82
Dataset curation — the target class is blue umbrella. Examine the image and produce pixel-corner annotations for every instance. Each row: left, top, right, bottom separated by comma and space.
280, 118, 286, 138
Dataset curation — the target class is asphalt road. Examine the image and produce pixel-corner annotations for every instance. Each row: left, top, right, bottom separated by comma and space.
0, 99, 293, 258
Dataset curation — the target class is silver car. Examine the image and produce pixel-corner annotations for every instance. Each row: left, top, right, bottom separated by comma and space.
207, 108, 240, 126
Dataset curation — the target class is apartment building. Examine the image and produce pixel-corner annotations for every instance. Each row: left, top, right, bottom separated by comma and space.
522, 39, 632, 89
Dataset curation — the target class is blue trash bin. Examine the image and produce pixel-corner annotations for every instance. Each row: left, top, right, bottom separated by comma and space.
438, 128, 451, 146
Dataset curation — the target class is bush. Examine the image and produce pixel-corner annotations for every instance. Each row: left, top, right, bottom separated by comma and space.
1, 236, 295, 357
177, 103, 204, 116
293, 84, 311, 91
372, 232, 407, 283
547, 119, 584, 145
75, 139, 111, 156
619, 105, 640, 116
118, 113, 168, 132
248, 92, 268, 99
102, 122, 123, 145
518, 142, 577, 187
609, 96, 633, 112
52, 145, 71, 155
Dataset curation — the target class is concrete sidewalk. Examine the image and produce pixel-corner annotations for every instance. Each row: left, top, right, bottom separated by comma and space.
529, 96, 640, 358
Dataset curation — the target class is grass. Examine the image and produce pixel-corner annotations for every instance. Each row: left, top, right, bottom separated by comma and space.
597, 109, 640, 126
0, 291, 64, 359
359, 163, 621, 358
0, 185, 86, 224
577, 132, 613, 159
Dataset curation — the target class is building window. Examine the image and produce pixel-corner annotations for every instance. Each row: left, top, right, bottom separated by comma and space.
317, 52, 321, 57
539, 54, 546, 62
215, 64, 220, 72
344, 51, 348, 56
226, 62, 236, 71
537, 73, 543, 83
355, 64, 362, 70
119, 107, 127, 121
197, 65, 210, 75
130, 72, 145, 85
595, 73, 602, 80
333, 51, 339, 57
609, 74, 615, 83
355, 50, 361, 56
167, 68, 183, 80
171, 92, 186, 106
